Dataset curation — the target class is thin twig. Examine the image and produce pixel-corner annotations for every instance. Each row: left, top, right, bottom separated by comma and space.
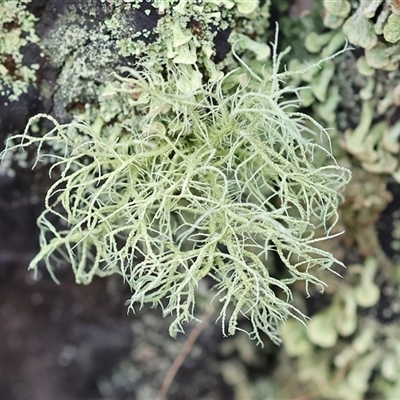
158, 304, 215, 400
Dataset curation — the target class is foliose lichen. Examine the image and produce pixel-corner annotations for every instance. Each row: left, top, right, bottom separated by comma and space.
279, 3, 400, 186
279, 255, 400, 400
322, 0, 400, 71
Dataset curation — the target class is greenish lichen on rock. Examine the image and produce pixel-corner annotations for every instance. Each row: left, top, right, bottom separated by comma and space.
0, 0, 40, 101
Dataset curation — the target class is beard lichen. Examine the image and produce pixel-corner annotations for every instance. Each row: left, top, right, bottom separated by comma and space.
1, 32, 350, 344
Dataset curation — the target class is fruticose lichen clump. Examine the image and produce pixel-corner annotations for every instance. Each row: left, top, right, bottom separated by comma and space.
1, 0, 350, 345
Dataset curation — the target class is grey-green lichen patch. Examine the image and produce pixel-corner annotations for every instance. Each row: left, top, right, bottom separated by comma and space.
38, 1, 126, 122
37, 0, 273, 128
0, 0, 40, 101
365, 41, 400, 70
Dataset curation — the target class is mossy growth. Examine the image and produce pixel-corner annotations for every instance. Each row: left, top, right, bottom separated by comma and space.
1, 29, 350, 345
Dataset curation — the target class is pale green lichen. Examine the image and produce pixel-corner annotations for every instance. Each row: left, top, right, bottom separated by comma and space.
344, 101, 400, 177
342, 7, 378, 49
280, 6, 400, 185
0, 0, 40, 101
321, 0, 400, 70
6, 2, 400, 398
384, 12, 400, 42
301, 259, 380, 348
103, 0, 228, 91
323, 0, 351, 19
0, 33, 351, 344
279, 255, 400, 400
